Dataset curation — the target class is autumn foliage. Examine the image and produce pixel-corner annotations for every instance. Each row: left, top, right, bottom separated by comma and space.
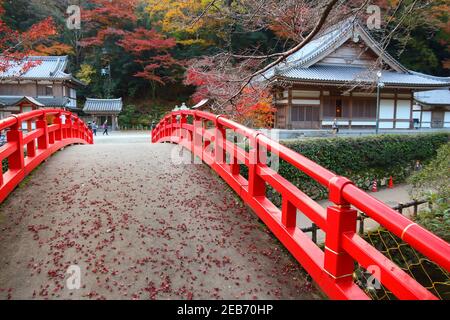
235, 89, 276, 129
0, 1, 56, 73
81, 0, 179, 85
118, 28, 178, 84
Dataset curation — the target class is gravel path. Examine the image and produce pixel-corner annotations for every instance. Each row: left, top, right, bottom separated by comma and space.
0, 137, 320, 300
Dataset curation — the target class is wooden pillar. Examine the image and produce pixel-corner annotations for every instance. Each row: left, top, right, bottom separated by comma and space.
287, 88, 293, 129
393, 91, 398, 129
419, 104, 423, 128
319, 89, 323, 129
349, 92, 353, 129
409, 93, 414, 129
111, 114, 116, 131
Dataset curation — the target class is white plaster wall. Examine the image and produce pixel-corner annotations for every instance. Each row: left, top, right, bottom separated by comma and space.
395, 122, 410, 129
352, 121, 376, 126
379, 121, 394, 129
379, 99, 395, 119
444, 112, 450, 128
396, 100, 411, 120
421, 111, 431, 128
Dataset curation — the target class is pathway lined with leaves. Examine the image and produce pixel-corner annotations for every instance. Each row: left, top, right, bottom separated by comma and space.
0, 134, 320, 300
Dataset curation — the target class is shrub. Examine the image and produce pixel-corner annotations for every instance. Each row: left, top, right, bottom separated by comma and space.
265, 133, 449, 202
409, 142, 450, 241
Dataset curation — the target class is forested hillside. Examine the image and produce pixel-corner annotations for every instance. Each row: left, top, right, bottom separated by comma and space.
1, 0, 449, 126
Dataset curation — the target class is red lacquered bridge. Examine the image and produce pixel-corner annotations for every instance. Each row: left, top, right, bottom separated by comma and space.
152, 110, 450, 300
0, 109, 448, 300
0, 109, 93, 203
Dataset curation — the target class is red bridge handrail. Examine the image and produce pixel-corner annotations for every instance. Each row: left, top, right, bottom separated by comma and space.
152, 110, 449, 300
0, 109, 93, 203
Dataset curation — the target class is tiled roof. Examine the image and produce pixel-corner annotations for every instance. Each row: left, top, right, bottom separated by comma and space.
277, 64, 450, 88
0, 96, 70, 107
414, 88, 450, 106
0, 56, 83, 85
83, 98, 123, 113
259, 19, 450, 89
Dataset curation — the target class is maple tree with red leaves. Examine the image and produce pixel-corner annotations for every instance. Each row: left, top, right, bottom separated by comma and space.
235, 88, 276, 128
0, 1, 57, 73
81, 0, 179, 86
185, 63, 275, 128
118, 28, 179, 85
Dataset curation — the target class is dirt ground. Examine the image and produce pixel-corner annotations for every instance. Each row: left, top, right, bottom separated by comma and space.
0, 135, 321, 300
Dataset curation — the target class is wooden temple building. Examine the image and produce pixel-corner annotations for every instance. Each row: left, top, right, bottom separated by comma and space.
262, 20, 450, 130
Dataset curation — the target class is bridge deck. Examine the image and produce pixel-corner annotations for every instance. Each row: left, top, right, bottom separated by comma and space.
0, 133, 320, 299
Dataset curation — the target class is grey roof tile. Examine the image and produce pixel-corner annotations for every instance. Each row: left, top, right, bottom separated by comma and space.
83, 98, 123, 113
0, 95, 70, 107
259, 19, 450, 89
414, 89, 450, 106
0, 56, 69, 79
0, 56, 83, 85
279, 65, 450, 87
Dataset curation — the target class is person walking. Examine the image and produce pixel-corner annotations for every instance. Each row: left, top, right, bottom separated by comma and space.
103, 120, 109, 136
332, 118, 339, 135
92, 121, 98, 136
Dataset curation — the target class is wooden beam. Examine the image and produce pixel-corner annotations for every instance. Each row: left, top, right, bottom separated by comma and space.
393, 91, 398, 129
287, 88, 293, 129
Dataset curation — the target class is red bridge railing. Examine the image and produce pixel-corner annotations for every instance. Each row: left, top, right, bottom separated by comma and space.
152, 110, 450, 300
0, 109, 93, 203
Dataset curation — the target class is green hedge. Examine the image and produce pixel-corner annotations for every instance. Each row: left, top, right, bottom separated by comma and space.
263, 133, 449, 203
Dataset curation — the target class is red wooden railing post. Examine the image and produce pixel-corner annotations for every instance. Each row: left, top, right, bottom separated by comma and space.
72, 117, 77, 138
214, 118, 226, 165
324, 176, 357, 285
6, 119, 24, 172
66, 116, 73, 138
165, 117, 170, 138
248, 133, 265, 197
48, 128, 55, 145
179, 113, 187, 141
26, 121, 37, 158
229, 130, 240, 176
282, 198, 297, 229
53, 113, 62, 141
36, 115, 49, 150
193, 113, 202, 157
171, 114, 177, 137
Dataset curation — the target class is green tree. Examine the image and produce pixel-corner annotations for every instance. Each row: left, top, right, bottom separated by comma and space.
409, 142, 450, 241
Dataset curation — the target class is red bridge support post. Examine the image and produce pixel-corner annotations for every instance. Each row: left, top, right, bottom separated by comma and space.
36, 116, 49, 151
248, 134, 265, 198
54, 114, 62, 142
325, 177, 357, 287
214, 120, 226, 165
6, 121, 24, 172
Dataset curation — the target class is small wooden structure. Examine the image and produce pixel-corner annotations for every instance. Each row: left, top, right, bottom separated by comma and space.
82, 98, 123, 131
414, 88, 450, 128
